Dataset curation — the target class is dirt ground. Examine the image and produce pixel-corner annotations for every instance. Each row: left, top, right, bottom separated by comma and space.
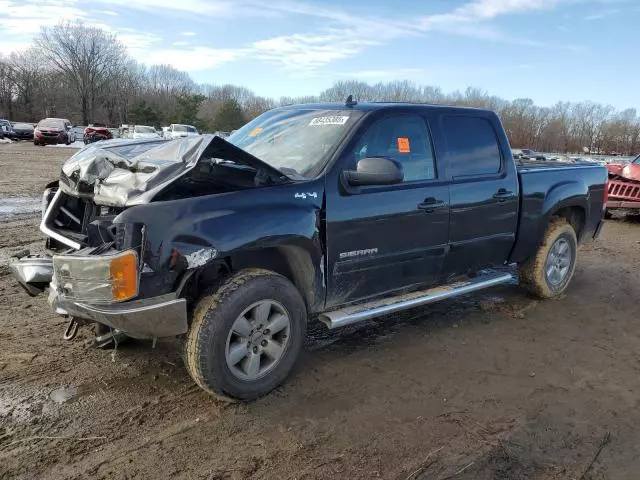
1, 142, 640, 479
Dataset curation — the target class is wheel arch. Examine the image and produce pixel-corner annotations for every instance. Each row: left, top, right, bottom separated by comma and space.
226, 245, 324, 313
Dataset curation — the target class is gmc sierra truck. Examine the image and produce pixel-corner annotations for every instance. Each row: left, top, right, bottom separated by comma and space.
10, 101, 607, 401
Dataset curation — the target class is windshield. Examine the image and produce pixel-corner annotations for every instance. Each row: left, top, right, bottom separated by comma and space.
135, 126, 156, 134
38, 119, 64, 129
13, 123, 33, 129
227, 108, 362, 178
173, 125, 188, 132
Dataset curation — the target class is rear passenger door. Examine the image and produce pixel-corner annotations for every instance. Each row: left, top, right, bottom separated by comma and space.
434, 114, 519, 278
325, 111, 450, 307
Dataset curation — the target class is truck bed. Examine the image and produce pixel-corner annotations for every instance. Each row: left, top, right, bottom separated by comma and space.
516, 159, 602, 172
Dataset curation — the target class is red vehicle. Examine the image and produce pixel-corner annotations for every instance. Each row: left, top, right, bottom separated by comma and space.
606, 155, 640, 217
83, 124, 113, 144
34, 118, 75, 146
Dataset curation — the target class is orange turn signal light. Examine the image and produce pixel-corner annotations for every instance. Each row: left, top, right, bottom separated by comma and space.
110, 251, 138, 301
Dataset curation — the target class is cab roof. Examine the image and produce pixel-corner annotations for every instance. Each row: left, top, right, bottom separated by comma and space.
277, 102, 492, 114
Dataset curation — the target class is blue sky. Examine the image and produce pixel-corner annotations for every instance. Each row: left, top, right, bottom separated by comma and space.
1, 0, 638, 109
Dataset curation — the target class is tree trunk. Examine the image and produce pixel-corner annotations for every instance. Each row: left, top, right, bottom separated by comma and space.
81, 95, 89, 125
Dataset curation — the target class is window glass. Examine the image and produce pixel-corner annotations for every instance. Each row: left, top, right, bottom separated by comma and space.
229, 108, 362, 178
442, 116, 501, 177
350, 115, 436, 182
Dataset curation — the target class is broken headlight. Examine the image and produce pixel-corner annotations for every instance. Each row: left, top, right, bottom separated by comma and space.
52, 250, 139, 304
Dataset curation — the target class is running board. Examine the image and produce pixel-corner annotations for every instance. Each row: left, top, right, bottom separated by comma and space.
319, 272, 515, 329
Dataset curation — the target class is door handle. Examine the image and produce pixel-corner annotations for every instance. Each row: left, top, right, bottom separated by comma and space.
417, 198, 447, 213
493, 189, 513, 202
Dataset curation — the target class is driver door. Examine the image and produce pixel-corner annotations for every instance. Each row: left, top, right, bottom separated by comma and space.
324, 111, 450, 308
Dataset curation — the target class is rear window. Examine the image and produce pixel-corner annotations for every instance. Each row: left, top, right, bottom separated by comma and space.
441, 116, 502, 177
173, 125, 188, 132
134, 126, 156, 133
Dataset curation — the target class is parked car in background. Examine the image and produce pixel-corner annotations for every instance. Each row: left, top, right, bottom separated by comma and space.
520, 148, 546, 160
165, 124, 198, 139
83, 124, 113, 144
605, 153, 640, 217
10, 122, 35, 140
71, 126, 85, 140
0, 119, 13, 139
132, 125, 161, 139
109, 128, 120, 139
34, 118, 74, 146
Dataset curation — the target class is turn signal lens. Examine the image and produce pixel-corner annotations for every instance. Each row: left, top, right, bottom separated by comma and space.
110, 251, 138, 301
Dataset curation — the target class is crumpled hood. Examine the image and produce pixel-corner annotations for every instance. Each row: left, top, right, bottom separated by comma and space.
58, 134, 288, 207
607, 162, 640, 182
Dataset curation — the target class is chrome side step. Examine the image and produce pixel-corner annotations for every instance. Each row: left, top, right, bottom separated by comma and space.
319, 271, 515, 329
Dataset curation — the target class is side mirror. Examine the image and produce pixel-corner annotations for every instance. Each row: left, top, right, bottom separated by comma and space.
344, 157, 403, 186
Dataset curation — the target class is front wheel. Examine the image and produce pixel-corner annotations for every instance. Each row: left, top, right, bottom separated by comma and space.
519, 218, 578, 299
184, 269, 307, 401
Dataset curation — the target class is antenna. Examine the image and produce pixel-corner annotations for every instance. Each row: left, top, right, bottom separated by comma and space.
345, 95, 357, 107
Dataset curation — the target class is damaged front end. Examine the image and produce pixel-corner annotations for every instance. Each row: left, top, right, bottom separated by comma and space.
10, 135, 287, 339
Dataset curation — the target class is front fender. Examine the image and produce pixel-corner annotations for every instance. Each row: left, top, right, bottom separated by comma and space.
114, 182, 325, 297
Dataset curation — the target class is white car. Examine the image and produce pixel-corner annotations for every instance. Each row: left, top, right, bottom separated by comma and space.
132, 125, 161, 139
165, 124, 199, 139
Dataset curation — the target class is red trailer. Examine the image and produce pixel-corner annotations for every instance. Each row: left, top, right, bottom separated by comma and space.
606, 156, 640, 217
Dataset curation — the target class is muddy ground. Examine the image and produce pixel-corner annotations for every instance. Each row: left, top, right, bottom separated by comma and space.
1, 142, 640, 479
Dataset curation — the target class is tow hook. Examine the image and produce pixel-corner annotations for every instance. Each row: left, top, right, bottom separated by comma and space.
63, 318, 79, 340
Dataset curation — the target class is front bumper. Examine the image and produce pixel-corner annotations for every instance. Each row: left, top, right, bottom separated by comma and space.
11, 255, 188, 339
48, 289, 188, 339
36, 135, 65, 144
606, 200, 640, 210
10, 257, 53, 296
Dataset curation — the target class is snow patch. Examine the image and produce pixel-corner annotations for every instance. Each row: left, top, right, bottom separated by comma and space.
47, 141, 84, 149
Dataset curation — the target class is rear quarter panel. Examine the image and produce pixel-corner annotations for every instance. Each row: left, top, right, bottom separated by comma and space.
509, 164, 607, 263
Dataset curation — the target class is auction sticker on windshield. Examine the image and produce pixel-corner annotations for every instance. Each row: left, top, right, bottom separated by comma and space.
308, 116, 350, 126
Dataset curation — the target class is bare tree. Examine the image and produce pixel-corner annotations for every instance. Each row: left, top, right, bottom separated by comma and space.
0, 56, 15, 119
9, 49, 44, 120
34, 21, 127, 124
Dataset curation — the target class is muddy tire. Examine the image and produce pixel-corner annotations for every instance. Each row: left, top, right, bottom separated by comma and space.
184, 269, 307, 402
604, 209, 613, 219
519, 218, 578, 299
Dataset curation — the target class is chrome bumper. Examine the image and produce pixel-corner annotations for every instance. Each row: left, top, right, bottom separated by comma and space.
9, 257, 53, 296
48, 289, 188, 339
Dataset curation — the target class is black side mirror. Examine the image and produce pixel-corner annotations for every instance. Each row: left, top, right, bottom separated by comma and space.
344, 157, 403, 186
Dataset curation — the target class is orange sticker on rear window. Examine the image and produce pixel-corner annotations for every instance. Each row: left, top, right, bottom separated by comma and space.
397, 137, 410, 153
248, 127, 263, 137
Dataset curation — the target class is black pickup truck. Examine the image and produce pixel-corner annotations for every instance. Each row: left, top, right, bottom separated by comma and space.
10, 101, 607, 401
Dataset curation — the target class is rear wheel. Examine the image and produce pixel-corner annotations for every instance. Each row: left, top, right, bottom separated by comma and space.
519, 218, 578, 298
184, 269, 307, 401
